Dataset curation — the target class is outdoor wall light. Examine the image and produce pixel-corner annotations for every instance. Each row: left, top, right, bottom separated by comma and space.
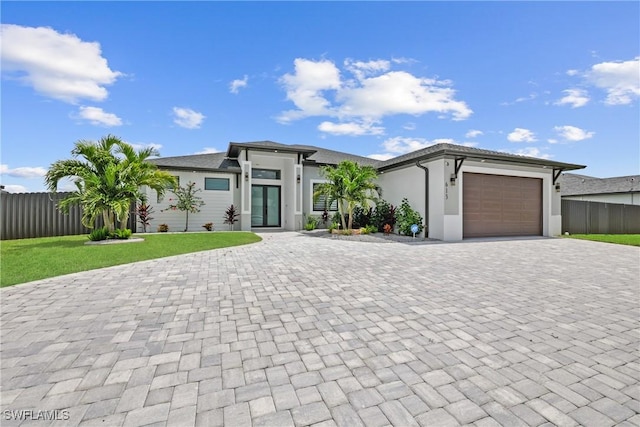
244, 172, 249, 181
296, 174, 301, 183
450, 174, 456, 185
555, 183, 561, 192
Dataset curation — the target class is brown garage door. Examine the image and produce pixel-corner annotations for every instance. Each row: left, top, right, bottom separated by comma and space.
463, 173, 542, 238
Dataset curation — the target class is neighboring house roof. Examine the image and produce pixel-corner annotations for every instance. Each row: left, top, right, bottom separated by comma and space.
149, 141, 585, 173
560, 173, 640, 196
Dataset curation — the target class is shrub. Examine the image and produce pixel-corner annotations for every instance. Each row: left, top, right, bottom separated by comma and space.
111, 228, 132, 240
396, 198, 423, 235
158, 224, 169, 232
136, 203, 155, 233
352, 206, 373, 229
304, 216, 318, 231
320, 209, 329, 225
371, 199, 396, 232
328, 221, 339, 232
224, 205, 240, 230
383, 223, 392, 235
88, 226, 109, 241
202, 222, 214, 231
363, 224, 378, 234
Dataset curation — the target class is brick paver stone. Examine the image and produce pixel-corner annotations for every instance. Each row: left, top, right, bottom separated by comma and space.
1, 233, 638, 427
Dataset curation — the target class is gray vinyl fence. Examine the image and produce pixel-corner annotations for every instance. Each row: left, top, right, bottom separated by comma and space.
0, 192, 137, 240
561, 199, 640, 234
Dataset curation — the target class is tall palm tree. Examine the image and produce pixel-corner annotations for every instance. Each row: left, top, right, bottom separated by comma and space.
45, 135, 176, 232
314, 160, 379, 230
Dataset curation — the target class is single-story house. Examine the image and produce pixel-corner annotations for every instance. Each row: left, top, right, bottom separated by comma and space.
559, 173, 640, 205
145, 141, 585, 241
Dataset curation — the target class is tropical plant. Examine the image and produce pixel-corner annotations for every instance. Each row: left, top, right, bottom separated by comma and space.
371, 199, 397, 232
396, 198, 424, 235
202, 222, 214, 231
45, 135, 176, 232
136, 203, 155, 233
314, 160, 379, 231
224, 204, 240, 230
163, 181, 205, 232
88, 226, 110, 241
157, 224, 169, 232
383, 224, 392, 235
304, 216, 318, 231
352, 205, 373, 229
110, 228, 132, 239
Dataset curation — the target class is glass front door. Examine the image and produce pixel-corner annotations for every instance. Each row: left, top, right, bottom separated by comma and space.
251, 185, 281, 227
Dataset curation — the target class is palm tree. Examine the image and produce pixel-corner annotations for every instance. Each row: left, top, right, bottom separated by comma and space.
45, 135, 176, 232
314, 160, 379, 230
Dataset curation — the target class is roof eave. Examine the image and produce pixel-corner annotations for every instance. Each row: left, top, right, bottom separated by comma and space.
378, 148, 586, 172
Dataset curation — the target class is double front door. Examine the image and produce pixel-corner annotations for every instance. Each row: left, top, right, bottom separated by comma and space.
251, 185, 281, 227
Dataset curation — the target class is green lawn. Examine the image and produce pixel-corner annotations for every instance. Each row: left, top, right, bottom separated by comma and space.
1, 232, 262, 288
565, 234, 640, 247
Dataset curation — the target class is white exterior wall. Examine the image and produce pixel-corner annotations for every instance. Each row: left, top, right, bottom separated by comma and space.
241, 151, 303, 231
141, 170, 235, 232
379, 159, 560, 241
377, 164, 429, 237
564, 193, 640, 205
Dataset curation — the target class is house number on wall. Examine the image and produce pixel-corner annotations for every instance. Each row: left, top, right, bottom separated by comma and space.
445, 182, 449, 200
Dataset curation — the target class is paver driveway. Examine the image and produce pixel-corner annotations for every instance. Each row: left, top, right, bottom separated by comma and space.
1, 233, 639, 426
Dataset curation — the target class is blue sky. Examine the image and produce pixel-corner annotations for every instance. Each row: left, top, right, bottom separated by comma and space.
1, 1, 639, 193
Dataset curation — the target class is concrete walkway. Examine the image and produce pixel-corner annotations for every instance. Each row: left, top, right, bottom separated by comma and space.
1, 233, 639, 426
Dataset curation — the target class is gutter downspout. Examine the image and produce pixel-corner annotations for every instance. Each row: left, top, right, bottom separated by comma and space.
416, 161, 429, 238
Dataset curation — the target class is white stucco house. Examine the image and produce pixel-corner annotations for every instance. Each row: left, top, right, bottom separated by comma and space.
144, 141, 585, 241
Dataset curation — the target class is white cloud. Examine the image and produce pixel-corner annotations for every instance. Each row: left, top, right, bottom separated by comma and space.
75, 106, 122, 126
501, 147, 552, 160
317, 120, 384, 136
0, 164, 47, 178
555, 88, 590, 108
0, 24, 122, 103
403, 122, 416, 130
368, 136, 457, 159
553, 125, 594, 142
586, 57, 640, 105
278, 58, 341, 123
230, 75, 248, 94
566, 69, 579, 76
277, 58, 472, 125
129, 142, 162, 152
507, 128, 537, 143
501, 93, 537, 106
367, 153, 394, 161
344, 58, 391, 81
194, 147, 221, 154
465, 129, 483, 138
172, 107, 205, 129
2, 184, 29, 193
337, 71, 472, 120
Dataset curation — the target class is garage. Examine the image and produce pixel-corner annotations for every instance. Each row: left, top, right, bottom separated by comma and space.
463, 172, 542, 238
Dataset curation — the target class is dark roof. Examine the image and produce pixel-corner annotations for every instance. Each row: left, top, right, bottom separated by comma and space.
148, 152, 240, 172
377, 143, 585, 172
226, 140, 379, 167
560, 173, 640, 196
148, 141, 584, 173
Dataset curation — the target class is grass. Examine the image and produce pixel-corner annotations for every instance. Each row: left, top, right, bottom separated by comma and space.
564, 234, 640, 247
0, 232, 262, 288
